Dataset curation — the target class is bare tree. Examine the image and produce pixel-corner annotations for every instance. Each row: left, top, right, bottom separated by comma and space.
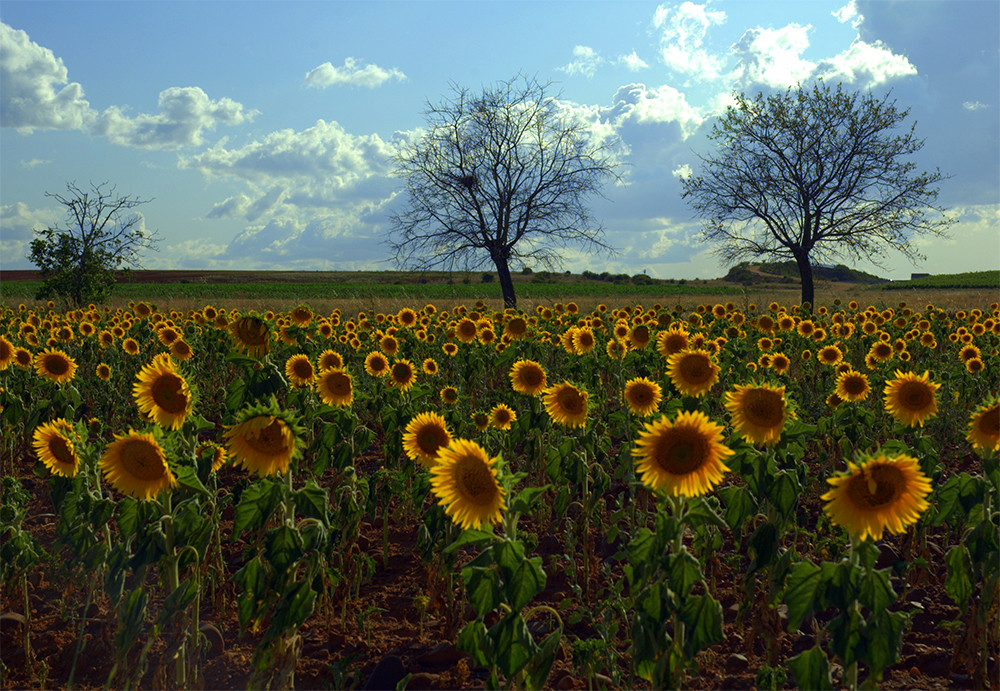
388, 74, 620, 308
682, 81, 953, 307
28, 181, 158, 306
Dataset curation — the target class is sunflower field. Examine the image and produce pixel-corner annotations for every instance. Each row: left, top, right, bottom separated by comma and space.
1, 296, 997, 690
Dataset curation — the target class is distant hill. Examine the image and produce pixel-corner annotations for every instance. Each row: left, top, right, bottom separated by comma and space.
723, 262, 889, 285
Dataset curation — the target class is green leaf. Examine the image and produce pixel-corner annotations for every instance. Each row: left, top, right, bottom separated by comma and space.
494, 540, 527, 583
264, 524, 304, 574
267, 580, 317, 642
861, 609, 907, 678
769, 470, 801, 519
679, 593, 724, 657
457, 620, 492, 669
719, 485, 757, 533
225, 377, 247, 413
443, 528, 495, 557
491, 613, 535, 678
944, 545, 973, 608
507, 556, 546, 611
174, 464, 210, 497
510, 485, 551, 516
158, 577, 199, 623
668, 549, 703, 597
784, 559, 822, 631
859, 566, 896, 615
463, 565, 501, 618
522, 628, 562, 691
232, 480, 282, 536
294, 481, 329, 523
747, 521, 780, 574
683, 496, 728, 531
787, 646, 833, 691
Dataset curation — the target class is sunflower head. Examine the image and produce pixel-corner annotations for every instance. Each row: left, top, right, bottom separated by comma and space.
490, 403, 517, 431
230, 315, 271, 358
285, 354, 316, 388
543, 381, 589, 428
724, 383, 789, 446
365, 351, 391, 377
390, 359, 417, 391
317, 368, 353, 407
510, 359, 547, 396
624, 377, 663, 417
224, 400, 303, 477
632, 410, 733, 497
132, 353, 193, 430
429, 439, 506, 530
34, 348, 77, 384
821, 451, 932, 542
883, 369, 940, 427
666, 349, 719, 397
403, 412, 453, 467
101, 429, 178, 500
835, 370, 871, 402
967, 397, 1000, 453
32, 418, 82, 478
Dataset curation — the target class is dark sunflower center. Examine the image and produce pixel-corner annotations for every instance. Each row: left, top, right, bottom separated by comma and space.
629, 386, 653, 406
655, 428, 707, 475
292, 360, 314, 379
742, 389, 784, 427
49, 435, 76, 465
846, 464, 904, 508
245, 420, 290, 456
679, 355, 711, 384
899, 381, 932, 411
392, 363, 412, 382
455, 456, 497, 506
326, 372, 351, 395
121, 440, 166, 481
418, 426, 448, 455
558, 388, 584, 414
44, 355, 70, 376
843, 376, 867, 396
152, 374, 188, 413
979, 407, 1000, 436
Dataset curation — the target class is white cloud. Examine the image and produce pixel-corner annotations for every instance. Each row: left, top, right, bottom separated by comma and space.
730, 24, 815, 89
606, 83, 705, 138
617, 51, 650, 72
91, 87, 256, 150
559, 45, 604, 78
304, 58, 406, 89
962, 101, 988, 111
653, 1, 727, 80
0, 22, 92, 133
816, 38, 917, 86
832, 0, 861, 28
672, 164, 693, 179
0, 201, 64, 269
20, 158, 50, 169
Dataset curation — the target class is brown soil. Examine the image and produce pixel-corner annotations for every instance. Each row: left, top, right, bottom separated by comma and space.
1, 441, 995, 691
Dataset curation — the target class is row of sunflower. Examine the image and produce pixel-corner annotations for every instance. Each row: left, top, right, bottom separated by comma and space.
1, 296, 998, 689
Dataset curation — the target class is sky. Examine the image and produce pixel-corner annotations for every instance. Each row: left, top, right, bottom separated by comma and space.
1, 0, 998, 281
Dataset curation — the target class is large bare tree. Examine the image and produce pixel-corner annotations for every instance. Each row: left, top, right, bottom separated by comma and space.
388, 74, 620, 307
681, 82, 953, 307
28, 181, 158, 306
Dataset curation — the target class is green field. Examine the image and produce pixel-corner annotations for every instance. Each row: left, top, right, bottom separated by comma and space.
882, 270, 1000, 290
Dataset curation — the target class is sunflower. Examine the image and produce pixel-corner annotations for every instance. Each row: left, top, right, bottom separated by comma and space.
868, 341, 894, 363
390, 359, 417, 391
290, 305, 313, 327
316, 368, 353, 407
627, 324, 652, 350
817, 344, 843, 366
0, 336, 12, 370
169, 339, 193, 361
133, 354, 192, 430
96, 363, 112, 381
966, 357, 985, 374
835, 370, 871, 402
770, 353, 791, 375
883, 370, 940, 427
429, 439, 506, 530
364, 351, 390, 377
317, 349, 343, 371
285, 354, 316, 388
455, 318, 479, 344
572, 328, 596, 354
666, 349, 719, 397
510, 360, 547, 396
656, 326, 689, 358
380, 334, 400, 356
442, 342, 459, 357
490, 403, 517, 430
101, 430, 178, 500
821, 452, 931, 542
472, 412, 491, 432
543, 381, 589, 428
34, 348, 78, 384
402, 411, 453, 467
440, 386, 459, 404
631, 410, 733, 497
966, 398, 1000, 452
197, 441, 230, 472
123, 338, 140, 355
958, 344, 981, 363
13, 347, 33, 369
230, 316, 271, 358
156, 326, 181, 347
724, 383, 789, 446
224, 407, 302, 477
32, 419, 80, 478
422, 358, 439, 375
397, 307, 418, 328
503, 317, 528, 340
624, 377, 663, 417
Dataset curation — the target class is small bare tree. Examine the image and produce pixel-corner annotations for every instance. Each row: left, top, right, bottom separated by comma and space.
682, 82, 953, 307
28, 181, 158, 306
388, 74, 620, 307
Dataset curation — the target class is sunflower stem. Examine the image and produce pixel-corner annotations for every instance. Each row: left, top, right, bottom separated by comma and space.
161, 492, 187, 687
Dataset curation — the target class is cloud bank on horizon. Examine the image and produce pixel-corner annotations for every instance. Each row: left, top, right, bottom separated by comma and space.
1, 0, 997, 281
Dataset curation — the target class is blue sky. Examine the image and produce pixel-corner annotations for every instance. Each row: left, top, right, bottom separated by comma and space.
2, 0, 997, 280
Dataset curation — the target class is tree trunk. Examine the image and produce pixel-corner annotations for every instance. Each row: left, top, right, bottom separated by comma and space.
493, 256, 517, 308
793, 250, 815, 310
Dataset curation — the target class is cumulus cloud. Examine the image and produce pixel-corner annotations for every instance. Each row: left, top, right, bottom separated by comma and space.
672, 164, 693, 179
730, 24, 815, 89
91, 87, 256, 150
652, 1, 727, 80
606, 83, 704, 138
559, 45, 604, 78
304, 58, 406, 89
0, 201, 63, 269
816, 38, 917, 86
617, 51, 650, 72
20, 158, 50, 169
832, 0, 862, 28
0, 22, 92, 132
963, 101, 989, 111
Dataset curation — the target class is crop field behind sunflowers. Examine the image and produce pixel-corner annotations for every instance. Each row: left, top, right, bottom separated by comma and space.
1, 287, 997, 690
